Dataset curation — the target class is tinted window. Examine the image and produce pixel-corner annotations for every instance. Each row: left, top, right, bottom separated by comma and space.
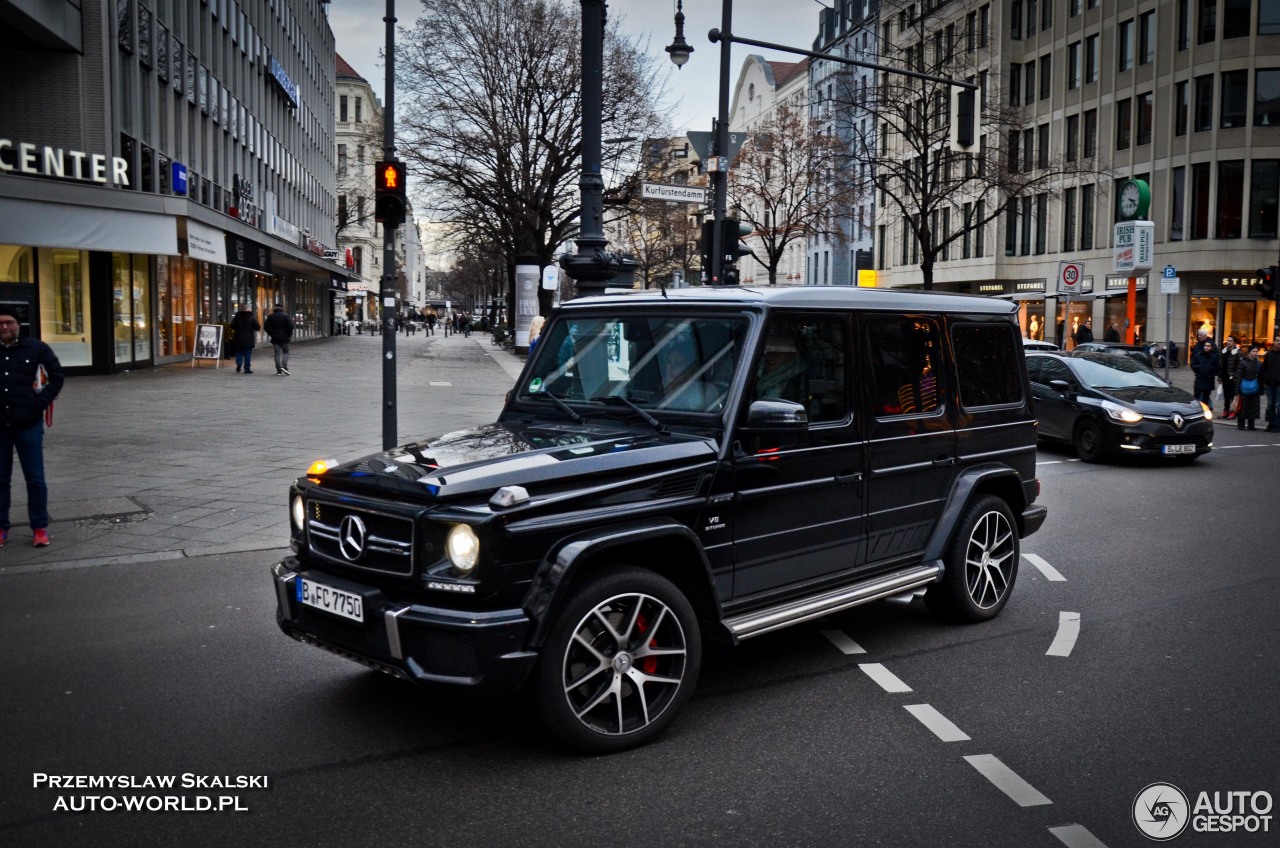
867, 317, 943, 417
752, 314, 848, 423
952, 324, 1024, 407
1035, 357, 1075, 386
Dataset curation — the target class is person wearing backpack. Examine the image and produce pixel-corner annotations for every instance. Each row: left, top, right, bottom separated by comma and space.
1235, 346, 1263, 431
264, 303, 295, 376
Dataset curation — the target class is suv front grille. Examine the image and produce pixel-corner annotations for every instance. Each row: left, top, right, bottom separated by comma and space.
307, 502, 415, 575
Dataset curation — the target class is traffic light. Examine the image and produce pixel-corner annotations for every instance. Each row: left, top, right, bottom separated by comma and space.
1259, 266, 1278, 300
951, 87, 976, 150
374, 160, 406, 227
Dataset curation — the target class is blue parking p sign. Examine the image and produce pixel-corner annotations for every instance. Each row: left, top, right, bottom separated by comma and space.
1163, 265, 1176, 278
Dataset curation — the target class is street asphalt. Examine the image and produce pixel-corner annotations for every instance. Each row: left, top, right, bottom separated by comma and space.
0, 329, 526, 576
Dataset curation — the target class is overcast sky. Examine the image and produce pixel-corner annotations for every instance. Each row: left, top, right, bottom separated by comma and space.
326, 0, 825, 134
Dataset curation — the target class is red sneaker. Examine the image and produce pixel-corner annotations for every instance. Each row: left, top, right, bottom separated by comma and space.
0, 530, 7, 546
33, 529, 50, 547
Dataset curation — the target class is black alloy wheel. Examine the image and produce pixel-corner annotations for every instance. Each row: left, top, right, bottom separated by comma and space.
534, 567, 701, 753
1074, 418, 1105, 463
926, 495, 1020, 623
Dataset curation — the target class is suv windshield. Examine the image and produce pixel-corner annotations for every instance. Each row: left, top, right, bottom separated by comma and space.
520, 314, 749, 413
1069, 353, 1168, 388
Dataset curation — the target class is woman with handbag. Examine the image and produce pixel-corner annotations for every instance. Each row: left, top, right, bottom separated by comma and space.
1235, 346, 1262, 431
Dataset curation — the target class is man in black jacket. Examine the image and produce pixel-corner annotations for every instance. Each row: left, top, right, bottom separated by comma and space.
264, 303, 294, 375
0, 307, 64, 547
1262, 335, 1280, 431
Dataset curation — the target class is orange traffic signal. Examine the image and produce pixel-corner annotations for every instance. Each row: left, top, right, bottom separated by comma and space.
374, 160, 406, 196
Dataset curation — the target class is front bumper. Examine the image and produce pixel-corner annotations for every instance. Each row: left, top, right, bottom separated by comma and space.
271, 558, 537, 693
1105, 418, 1213, 456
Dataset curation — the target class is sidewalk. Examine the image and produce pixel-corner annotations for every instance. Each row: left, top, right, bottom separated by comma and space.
0, 331, 526, 575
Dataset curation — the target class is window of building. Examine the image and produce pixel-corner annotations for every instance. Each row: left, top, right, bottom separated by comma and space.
1066, 113, 1080, 160
1085, 34, 1099, 84
1194, 75, 1214, 131
1035, 194, 1048, 253
967, 11, 977, 51
1084, 108, 1097, 156
1249, 160, 1280, 236
1038, 123, 1050, 168
1071, 0, 1082, 16
1139, 11, 1156, 64
1116, 98, 1132, 149
1009, 130, 1021, 172
976, 199, 986, 257
1021, 196, 1033, 255
1190, 162, 1211, 238
1040, 55, 1051, 99
980, 4, 990, 46
1118, 19, 1135, 72
1028, 0, 1038, 35
1256, 69, 1280, 125
1198, 0, 1217, 44
1005, 205, 1017, 255
1216, 160, 1244, 237
1063, 187, 1077, 251
1179, 0, 1192, 48
1175, 81, 1189, 135
963, 202, 974, 258
1221, 70, 1248, 128
1012, 0, 1022, 39
1026, 62, 1036, 104
355, 97, 362, 123
1042, 0, 1053, 30
1068, 41, 1081, 90
1224, 0, 1251, 37
339, 95, 347, 123
1081, 184, 1095, 249
1263, 0, 1280, 33
1171, 166, 1186, 240
1023, 130, 1035, 171
1137, 91, 1153, 145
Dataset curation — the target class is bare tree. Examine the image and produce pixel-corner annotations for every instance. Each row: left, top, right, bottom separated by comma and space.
335, 116, 384, 240
398, 0, 667, 313
838, 0, 1104, 288
728, 105, 861, 284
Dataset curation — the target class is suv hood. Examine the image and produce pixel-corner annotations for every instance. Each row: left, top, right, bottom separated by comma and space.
314, 421, 718, 502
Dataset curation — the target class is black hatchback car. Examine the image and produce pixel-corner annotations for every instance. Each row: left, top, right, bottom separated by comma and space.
1071, 341, 1155, 369
1026, 351, 1213, 461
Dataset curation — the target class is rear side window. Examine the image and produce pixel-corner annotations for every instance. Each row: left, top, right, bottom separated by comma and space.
866, 316, 943, 417
952, 323, 1025, 408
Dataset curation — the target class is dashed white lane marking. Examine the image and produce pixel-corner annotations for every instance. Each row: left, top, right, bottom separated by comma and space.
964, 754, 1053, 807
1049, 824, 1110, 848
904, 704, 971, 742
1047, 612, 1082, 657
428, 381, 453, 387
1038, 460, 1063, 465
858, 663, 913, 693
821, 629, 866, 654
1024, 553, 1066, 582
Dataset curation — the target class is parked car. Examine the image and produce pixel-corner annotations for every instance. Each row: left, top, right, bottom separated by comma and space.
1071, 341, 1155, 369
1026, 351, 1213, 462
272, 287, 1047, 752
1023, 338, 1059, 351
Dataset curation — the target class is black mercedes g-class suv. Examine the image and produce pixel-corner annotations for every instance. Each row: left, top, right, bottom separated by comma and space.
272, 287, 1046, 752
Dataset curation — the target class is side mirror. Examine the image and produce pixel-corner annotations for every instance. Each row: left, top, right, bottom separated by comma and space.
1049, 380, 1071, 393
744, 398, 809, 430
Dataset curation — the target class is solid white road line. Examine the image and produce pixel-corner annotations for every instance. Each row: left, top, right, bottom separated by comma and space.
858, 662, 913, 693
1047, 611, 1082, 657
821, 629, 866, 654
428, 381, 453, 386
1024, 553, 1067, 582
904, 704, 971, 742
963, 754, 1053, 807
1049, 824, 1110, 848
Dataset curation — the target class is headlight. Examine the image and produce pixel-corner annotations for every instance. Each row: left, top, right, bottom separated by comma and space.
291, 495, 305, 531
1102, 400, 1143, 424
446, 524, 480, 575
1200, 402, 1214, 420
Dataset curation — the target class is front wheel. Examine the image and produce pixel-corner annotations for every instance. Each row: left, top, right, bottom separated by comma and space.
534, 567, 701, 753
1074, 418, 1105, 463
926, 495, 1020, 623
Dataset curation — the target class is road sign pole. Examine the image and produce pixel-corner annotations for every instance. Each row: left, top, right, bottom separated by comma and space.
1127, 277, 1137, 345
1165, 288, 1172, 382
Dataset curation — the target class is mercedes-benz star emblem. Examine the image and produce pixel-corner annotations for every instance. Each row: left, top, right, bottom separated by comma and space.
338, 514, 368, 561
1171, 413, 1184, 429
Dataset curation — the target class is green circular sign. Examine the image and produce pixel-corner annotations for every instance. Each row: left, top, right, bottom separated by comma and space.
1117, 179, 1151, 221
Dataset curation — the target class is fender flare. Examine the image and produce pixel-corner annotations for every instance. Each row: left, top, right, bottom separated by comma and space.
523, 518, 723, 648
922, 465, 1027, 564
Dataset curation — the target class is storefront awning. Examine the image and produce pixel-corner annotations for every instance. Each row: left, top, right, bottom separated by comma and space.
0, 197, 178, 254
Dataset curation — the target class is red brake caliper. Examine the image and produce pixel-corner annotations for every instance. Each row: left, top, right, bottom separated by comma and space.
635, 613, 659, 674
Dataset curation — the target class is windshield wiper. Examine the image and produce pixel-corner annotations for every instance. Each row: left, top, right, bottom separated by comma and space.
594, 395, 668, 435
538, 391, 584, 424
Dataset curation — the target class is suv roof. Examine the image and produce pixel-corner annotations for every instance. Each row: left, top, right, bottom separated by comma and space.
563, 286, 1019, 316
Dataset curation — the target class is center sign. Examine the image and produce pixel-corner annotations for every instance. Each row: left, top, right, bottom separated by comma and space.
1113, 220, 1154, 274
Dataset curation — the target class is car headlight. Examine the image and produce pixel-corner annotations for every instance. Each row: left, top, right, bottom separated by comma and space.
291, 495, 305, 531
446, 524, 480, 575
1200, 402, 1214, 420
1102, 400, 1143, 424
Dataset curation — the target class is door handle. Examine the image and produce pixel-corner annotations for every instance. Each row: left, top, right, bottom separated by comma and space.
932, 456, 956, 467
835, 471, 863, 485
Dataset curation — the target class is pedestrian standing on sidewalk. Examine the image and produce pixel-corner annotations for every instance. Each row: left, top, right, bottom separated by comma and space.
230, 307, 261, 374
1219, 335, 1241, 419
1236, 346, 1263, 431
1262, 335, 1280, 431
1190, 329, 1219, 406
0, 307, 63, 547
265, 303, 294, 375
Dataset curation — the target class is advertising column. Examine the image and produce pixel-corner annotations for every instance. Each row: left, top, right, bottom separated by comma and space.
514, 258, 539, 354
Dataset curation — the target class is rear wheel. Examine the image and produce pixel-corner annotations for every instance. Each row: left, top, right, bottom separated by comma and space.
926, 495, 1019, 623
1074, 418, 1105, 462
534, 567, 701, 753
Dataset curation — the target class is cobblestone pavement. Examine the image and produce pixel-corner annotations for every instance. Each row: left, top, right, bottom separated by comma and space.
0, 331, 525, 575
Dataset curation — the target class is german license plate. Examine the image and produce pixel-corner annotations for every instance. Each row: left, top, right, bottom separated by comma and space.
296, 577, 364, 623
1162, 444, 1196, 455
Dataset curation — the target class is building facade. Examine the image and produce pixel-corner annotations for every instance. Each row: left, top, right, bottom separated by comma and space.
0, 0, 345, 373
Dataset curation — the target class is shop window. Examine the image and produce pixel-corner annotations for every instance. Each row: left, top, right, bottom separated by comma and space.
0, 246, 34, 282
1224, 0, 1251, 37
1190, 162, 1211, 239
40, 249, 93, 367
1248, 160, 1279, 237
1216, 160, 1244, 238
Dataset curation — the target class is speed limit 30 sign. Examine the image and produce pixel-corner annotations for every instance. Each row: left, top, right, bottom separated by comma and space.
1058, 261, 1084, 294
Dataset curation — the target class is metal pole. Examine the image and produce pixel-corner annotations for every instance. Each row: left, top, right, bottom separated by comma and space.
381, 0, 398, 450
710, 0, 733, 285
1165, 286, 1172, 383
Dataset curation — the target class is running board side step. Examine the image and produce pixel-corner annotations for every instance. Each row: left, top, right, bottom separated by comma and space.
724, 562, 943, 641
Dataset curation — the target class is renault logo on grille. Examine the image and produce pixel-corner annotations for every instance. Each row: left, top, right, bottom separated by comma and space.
1171, 413, 1184, 430
338, 514, 368, 561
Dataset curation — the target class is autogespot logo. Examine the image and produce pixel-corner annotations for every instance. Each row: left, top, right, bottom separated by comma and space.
1134, 783, 1191, 841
